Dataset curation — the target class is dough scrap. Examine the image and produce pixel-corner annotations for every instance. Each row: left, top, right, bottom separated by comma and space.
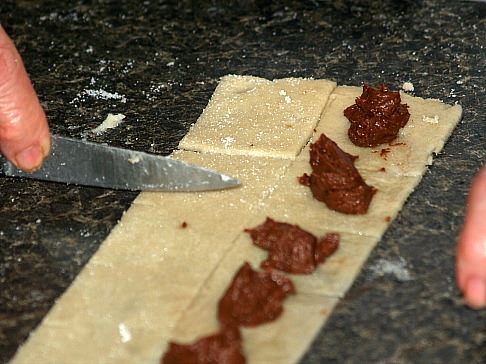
11, 77, 463, 364
179, 75, 336, 159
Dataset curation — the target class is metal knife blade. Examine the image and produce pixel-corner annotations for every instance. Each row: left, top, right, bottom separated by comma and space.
0, 135, 241, 192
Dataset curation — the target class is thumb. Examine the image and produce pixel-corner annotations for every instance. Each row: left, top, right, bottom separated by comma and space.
456, 165, 486, 308
0, 25, 50, 172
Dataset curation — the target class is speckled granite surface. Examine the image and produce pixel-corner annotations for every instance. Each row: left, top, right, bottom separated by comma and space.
1, 1, 485, 363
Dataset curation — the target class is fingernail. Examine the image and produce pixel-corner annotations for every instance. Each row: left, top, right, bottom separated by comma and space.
15, 144, 43, 172
40, 134, 51, 158
465, 276, 486, 309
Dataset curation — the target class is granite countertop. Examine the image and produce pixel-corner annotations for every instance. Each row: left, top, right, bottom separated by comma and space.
1, 1, 486, 363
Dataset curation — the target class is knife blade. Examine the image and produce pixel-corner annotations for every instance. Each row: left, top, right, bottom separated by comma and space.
0, 135, 241, 192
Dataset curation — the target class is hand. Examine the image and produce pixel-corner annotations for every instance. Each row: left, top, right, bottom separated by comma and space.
0, 25, 50, 172
457, 165, 486, 308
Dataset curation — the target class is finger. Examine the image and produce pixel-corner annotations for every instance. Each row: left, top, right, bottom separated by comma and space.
456, 166, 486, 308
0, 25, 50, 171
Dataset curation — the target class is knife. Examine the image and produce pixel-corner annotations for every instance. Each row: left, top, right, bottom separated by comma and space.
0, 135, 241, 192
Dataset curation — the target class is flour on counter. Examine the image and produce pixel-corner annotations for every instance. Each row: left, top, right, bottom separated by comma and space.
71, 88, 127, 104
369, 257, 413, 282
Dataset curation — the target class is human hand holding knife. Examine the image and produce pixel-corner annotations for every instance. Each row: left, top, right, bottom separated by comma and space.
0, 26, 239, 192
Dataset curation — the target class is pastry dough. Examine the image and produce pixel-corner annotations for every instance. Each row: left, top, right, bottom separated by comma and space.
10, 76, 462, 364
179, 75, 336, 159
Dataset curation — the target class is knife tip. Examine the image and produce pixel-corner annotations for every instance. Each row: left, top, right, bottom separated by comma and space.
220, 174, 241, 189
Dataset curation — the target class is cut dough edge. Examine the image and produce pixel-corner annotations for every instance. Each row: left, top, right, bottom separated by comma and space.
10, 76, 463, 364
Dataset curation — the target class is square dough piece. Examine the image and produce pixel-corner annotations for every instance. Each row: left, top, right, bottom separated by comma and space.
136, 150, 291, 212
11, 152, 291, 364
260, 160, 421, 238
298, 86, 463, 176
179, 75, 336, 159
